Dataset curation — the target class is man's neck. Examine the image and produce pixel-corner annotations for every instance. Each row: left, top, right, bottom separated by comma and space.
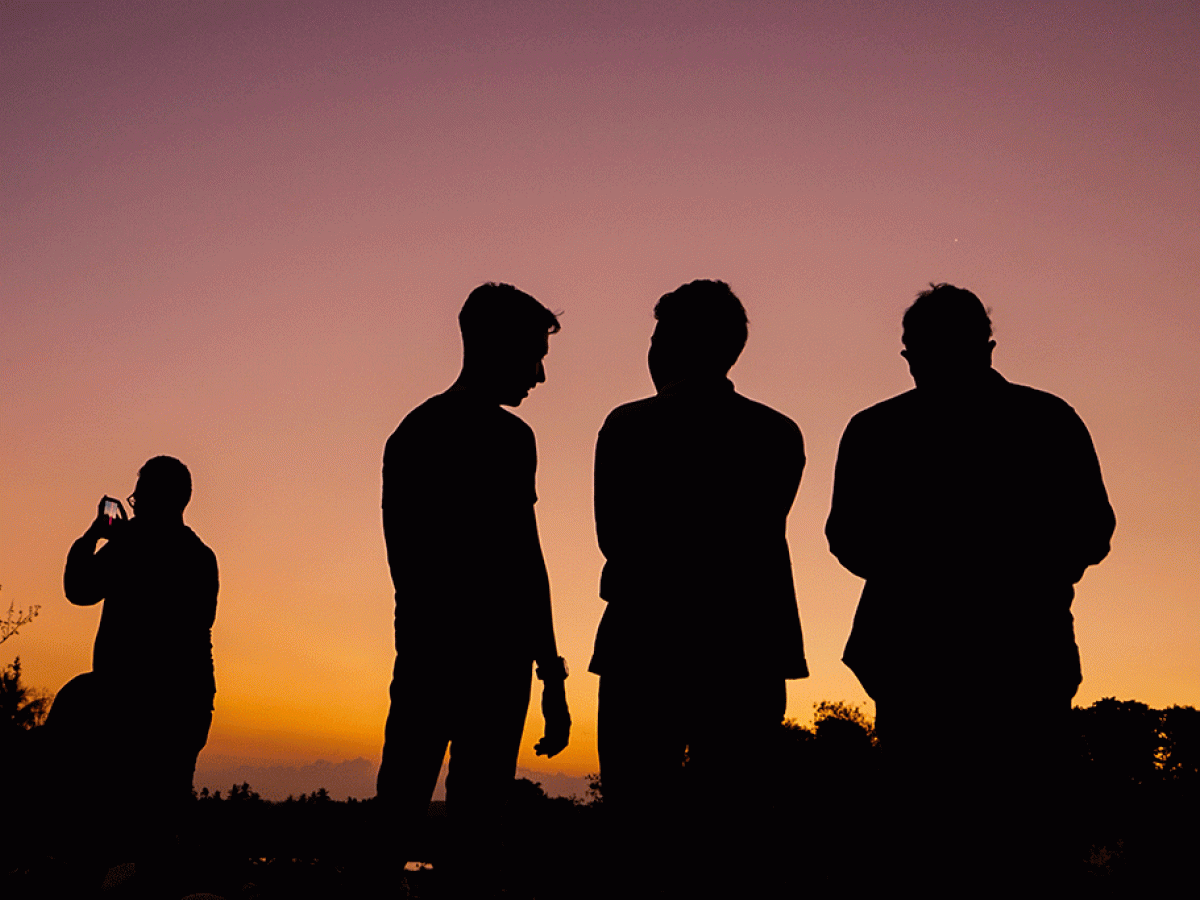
446, 371, 498, 403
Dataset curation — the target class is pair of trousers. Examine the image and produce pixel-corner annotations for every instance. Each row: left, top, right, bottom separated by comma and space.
377, 652, 532, 876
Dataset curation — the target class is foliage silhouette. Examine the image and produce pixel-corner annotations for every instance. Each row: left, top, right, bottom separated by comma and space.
5, 699, 1199, 897
1, 588, 41, 645
0, 658, 51, 741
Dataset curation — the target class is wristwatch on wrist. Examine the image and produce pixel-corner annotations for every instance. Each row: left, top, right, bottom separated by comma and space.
536, 656, 568, 682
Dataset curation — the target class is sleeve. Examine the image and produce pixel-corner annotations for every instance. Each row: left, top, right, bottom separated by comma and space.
777, 417, 805, 519
825, 413, 880, 580
593, 417, 622, 568
1054, 407, 1116, 581
593, 413, 646, 601
64, 536, 111, 606
381, 423, 434, 589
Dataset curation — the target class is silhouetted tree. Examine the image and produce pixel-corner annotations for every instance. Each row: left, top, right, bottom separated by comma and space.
1076, 698, 1161, 785
1070, 698, 1200, 888
583, 772, 603, 807
1159, 705, 1200, 783
813, 700, 877, 744
1, 588, 48, 742
0, 586, 40, 645
0, 657, 51, 742
227, 781, 262, 804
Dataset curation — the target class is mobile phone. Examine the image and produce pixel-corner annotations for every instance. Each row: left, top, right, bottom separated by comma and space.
101, 497, 125, 526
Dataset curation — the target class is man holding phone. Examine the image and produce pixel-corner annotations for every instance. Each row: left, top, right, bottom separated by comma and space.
62, 455, 218, 886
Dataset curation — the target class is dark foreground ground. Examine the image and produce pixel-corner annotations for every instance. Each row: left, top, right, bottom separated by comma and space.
3, 783, 1195, 899
6, 700, 1199, 897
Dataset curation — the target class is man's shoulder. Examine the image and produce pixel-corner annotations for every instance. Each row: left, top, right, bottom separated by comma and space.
999, 378, 1076, 415
183, 528, 219, 581
387, 392, 533, 449
847, 388, 920, 426
122, 522, 217, 572
728, 391, 802, 437
602, 389, 800, 434
601, 394, 659, 429
167, 524, 216, 563
846, 376, 1080, 431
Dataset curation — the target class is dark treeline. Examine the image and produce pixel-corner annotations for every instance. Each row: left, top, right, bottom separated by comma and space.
3, 693, 1198, 898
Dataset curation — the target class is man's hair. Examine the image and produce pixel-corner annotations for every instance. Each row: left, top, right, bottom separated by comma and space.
137, 456, 192, 512
653, 279, 749, 371
902, 283, 993, 349
459, 283, 560, 353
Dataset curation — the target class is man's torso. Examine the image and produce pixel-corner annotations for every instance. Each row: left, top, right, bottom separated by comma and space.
383, 390, 541, 664
591, 380, 807, 678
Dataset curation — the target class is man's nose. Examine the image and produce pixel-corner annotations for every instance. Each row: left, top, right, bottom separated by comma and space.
535, 361, 545, 384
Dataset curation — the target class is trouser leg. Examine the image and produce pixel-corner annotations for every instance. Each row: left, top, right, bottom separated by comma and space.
377, 657, 452, 869
598, 674, 687, 896
443, 661, 532, 896
684, 676, 786, 898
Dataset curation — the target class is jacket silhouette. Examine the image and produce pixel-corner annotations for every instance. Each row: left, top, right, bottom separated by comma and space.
590, 375, 807, 679
827, 367, 1114, 701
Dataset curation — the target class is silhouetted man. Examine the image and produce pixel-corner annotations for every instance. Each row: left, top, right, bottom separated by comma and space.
377, 282, 570, 892
826, 283, 1115, 885
589, 279, 807, 894
62, 455, 218, 882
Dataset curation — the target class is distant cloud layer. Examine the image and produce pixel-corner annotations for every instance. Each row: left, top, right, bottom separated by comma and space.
196, 756, 590, 802
196, 756, 377, 801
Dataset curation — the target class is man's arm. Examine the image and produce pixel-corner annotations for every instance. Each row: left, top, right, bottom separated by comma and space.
524, 446, 570, 759
777, 417, 805, 519
1054, 407, 1116, 582
593, 417, 629, 570
825, 414, 881, 580
64, 508, 116, 606
525, 504, 560, 669
593, 412, 654, 601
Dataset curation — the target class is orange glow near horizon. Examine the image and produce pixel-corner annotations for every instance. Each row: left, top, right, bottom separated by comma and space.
4, 2, 1199, 796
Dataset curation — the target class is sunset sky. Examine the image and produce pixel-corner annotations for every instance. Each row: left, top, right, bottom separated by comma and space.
4, 1, 1198, 799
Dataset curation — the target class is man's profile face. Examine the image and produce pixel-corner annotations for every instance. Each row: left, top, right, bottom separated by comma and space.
649, 322, 698, 391
497, 334, 549, 407
129, 475, 167, 520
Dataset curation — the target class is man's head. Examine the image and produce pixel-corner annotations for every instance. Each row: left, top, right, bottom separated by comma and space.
458, 283, 560, 406
900, 283, 995, 390
132, 456, 192, 521
649, 280, 749, 390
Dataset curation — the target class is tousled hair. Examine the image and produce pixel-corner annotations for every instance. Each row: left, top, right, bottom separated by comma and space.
459, 283, 560, 353
653, 279, 749, 372
137, 456, 192, 513
902, 283, 993, 349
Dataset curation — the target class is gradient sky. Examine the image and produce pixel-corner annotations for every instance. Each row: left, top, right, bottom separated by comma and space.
4, 1, 1198, 796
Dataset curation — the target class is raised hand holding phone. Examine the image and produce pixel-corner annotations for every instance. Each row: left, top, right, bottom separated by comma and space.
92, 495, 128, 538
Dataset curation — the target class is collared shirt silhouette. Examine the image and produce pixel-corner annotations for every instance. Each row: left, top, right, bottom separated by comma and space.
589, 279, 805, 897
64, 455, 218, 722
826, 288, 1114, 701
590, 374, 807, 678
825, 283, 1115, 887
376, 282, 568, 891
383, 389, 553, 664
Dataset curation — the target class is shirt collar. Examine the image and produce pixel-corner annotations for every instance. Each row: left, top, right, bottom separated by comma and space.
656, 375, 735, 399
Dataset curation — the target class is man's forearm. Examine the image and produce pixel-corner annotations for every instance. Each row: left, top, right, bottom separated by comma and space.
532, 582, 562, 673
64, 535, 104, 605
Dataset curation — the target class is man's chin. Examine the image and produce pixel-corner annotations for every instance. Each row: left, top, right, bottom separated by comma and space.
501, 392, 529, 407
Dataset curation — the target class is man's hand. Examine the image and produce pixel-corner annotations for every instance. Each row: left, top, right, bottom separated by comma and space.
534, 679, 570, 758
85, 496, 127, 541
